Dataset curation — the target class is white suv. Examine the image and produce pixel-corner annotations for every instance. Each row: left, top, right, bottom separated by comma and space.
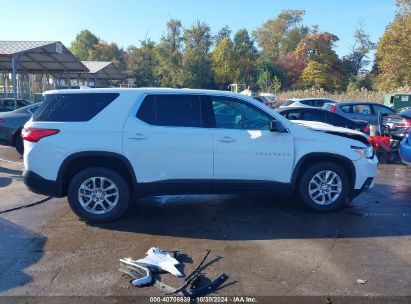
22, 88, 378, 222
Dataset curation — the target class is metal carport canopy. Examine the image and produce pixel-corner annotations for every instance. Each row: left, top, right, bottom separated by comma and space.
0, 41, 88, 108
0, 41, 87, 73
80, 60, 124, 80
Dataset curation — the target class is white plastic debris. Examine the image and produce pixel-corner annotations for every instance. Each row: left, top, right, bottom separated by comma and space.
119, 258, 153, 287
136, 247, 183, 277
357, 279, 367, 284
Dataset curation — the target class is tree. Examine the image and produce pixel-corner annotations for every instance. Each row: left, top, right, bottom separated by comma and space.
182, 21, 214, 88
211, 37, 237, 89
275, 51, 306, 88
233, 29, 257, 86
375, 0, 411, 90
256, 70, 281, 93
296, 28, 341, 90
215, 26, 232, 44
70, 30, 99, 60
155, 19, 184, 87
90, 41, 126, 70
126, 40, 158, 87
301, 60, 331, 89
253, 10, 308, 58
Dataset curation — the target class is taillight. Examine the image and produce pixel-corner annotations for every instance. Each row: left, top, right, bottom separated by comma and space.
396, 120, 411, 128
265, 102, 270, 107
331, 105, 337, 113
21, 128, 60, 142
362, 125, 370, 134
0, 118, 4, 122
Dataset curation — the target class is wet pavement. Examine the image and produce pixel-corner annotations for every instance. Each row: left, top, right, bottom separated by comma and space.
0, 146, 410, 298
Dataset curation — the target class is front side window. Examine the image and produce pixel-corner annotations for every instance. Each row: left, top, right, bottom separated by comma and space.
211, 96, 272, 130
136, 94, 202, 128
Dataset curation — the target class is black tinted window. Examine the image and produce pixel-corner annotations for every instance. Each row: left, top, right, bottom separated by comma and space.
136, 95, 156, 124
302, 110, 326, 122
33, 93, 119, 122
137, 94, 202, 128
282, 110, 302, 120
326, 112, 350, 127
300, 100, 312, 106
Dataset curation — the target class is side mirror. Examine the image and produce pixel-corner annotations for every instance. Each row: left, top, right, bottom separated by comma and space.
269, 120, 286, 133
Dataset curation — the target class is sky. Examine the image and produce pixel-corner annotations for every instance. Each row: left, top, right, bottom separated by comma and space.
0, 0, 397, 57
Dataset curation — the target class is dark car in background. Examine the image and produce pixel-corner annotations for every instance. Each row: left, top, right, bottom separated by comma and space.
277, 107, 369, 133
0, 98, 31, 112
382, 108, 411, 140
280, 98, 334, 109
0, 103, 42, 155
322, 101, 395, 124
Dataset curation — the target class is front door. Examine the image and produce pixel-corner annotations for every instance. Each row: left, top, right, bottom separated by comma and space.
207, 95, 294, 187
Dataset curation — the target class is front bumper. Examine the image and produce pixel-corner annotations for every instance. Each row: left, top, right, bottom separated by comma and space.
350, 154, 378, 198
399, 137, 411, 165
23, 169, 63, 197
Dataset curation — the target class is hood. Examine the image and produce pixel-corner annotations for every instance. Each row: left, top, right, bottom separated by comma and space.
291, 120, 370, 146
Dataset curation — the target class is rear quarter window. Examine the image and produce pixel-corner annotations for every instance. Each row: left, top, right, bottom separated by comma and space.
33, 93, 119, 122
282, 100, 296, 107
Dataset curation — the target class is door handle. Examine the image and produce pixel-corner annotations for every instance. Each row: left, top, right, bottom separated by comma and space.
217, 136, 236, 143
128, 133, 148, 140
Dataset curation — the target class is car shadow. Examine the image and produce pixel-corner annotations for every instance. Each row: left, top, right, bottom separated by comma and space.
94, 182, 411, 241
0, 166, 23, 177
0, 218, 46, 293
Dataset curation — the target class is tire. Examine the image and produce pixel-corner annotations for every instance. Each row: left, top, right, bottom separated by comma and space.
67, 167, 130, 223
14, 132, 24, 156
298, 162, 349, 212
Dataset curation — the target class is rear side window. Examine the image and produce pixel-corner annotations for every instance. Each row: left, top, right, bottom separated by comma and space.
340, 105, 352, 113
33, 93, 119, 122
283, 110, 302, 120
314, 100, 325, 107
300, 100, 312, 106
136, 94, 202, 128
326, 112, 350, 126
303, 110, 326, 122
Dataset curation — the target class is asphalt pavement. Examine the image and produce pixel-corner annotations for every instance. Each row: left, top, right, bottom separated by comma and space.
0, 146, 410, 300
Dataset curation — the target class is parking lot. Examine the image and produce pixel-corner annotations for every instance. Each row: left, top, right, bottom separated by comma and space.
0, 145, 410, 299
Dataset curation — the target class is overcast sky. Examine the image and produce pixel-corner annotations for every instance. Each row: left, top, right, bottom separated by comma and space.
0, 0, 397, 57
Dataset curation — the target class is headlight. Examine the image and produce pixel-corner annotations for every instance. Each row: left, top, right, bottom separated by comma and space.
352, 144, 374, 159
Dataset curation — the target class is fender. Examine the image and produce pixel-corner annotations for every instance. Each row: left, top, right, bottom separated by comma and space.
291, 152, 356, 194
57, 151, 138, 196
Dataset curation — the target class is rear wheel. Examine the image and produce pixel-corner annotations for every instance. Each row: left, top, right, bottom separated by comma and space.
14, 131, 24, 156
298, 162, 349, 212
67, 167, 130, 223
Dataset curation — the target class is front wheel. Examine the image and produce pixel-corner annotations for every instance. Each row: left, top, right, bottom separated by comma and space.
298, 162, 349, 212
67, 167, 130, 223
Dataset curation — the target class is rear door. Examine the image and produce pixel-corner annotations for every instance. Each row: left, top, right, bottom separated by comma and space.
207, 95, 294, 186
123, 94, 213, 189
